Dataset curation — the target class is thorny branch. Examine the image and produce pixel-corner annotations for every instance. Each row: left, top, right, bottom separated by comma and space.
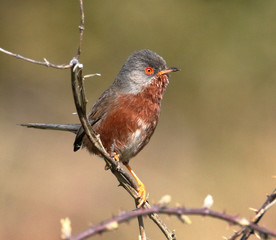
229, 188, 276, 240
68, 205, 276, 240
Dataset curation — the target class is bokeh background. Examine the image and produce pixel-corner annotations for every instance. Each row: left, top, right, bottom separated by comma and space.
1, 1, 276, 239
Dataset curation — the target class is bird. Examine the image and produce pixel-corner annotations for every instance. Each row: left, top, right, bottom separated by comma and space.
22, 49, 179, 207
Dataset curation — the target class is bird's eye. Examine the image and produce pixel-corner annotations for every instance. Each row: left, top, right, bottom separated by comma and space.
144, 67, 154, 75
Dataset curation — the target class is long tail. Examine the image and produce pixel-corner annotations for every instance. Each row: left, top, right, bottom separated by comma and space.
20, 123, 80, 134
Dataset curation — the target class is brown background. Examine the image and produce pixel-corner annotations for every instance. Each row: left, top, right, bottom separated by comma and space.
1, 1, 276, 239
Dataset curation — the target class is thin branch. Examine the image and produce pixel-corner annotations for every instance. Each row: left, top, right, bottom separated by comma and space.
251, 188, 276, 224
0, 0, 85, 68
76, 0, 85, 59
136, 202, 147, 240
134, 181, 146, 239
0, 47, 73, 69
229, 188, 276, 240
68, 206, 276, 240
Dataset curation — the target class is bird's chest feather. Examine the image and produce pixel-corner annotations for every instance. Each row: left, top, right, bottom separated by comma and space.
94, 75, 169, 161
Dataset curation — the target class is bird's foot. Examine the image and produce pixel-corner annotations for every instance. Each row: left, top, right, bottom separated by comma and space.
137, 182, 147, 208
105, 153, 120, 170
110, 152, 120, 162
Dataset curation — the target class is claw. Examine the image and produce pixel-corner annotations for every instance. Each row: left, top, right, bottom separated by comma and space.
114, 155, 120, 162
110, 152, 120, 162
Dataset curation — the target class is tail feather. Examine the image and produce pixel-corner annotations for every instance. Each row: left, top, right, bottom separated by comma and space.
20, 123, 80, 134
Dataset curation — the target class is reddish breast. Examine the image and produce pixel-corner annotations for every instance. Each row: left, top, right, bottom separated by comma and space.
85, 74, 169, 162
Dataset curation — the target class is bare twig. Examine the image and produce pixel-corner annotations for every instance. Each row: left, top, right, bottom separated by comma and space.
250, 188, 276, 223
0, 1, 85, 68
68, 206, 276, 240
229, 188, 276, 240
76, 0, 85, 59
136, 202, 147, 240
0, 47, 73, 69
135, 198, 148, 240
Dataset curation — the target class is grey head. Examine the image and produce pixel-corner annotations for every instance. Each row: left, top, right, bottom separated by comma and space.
113, 49, 167, 94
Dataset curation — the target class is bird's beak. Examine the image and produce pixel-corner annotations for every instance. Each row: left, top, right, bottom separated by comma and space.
157, 67, 180, 76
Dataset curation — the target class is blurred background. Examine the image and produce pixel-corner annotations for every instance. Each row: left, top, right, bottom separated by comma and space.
1, 0, 276, 239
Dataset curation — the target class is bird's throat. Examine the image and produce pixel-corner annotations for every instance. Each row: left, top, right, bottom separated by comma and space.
140, 74, 169, 104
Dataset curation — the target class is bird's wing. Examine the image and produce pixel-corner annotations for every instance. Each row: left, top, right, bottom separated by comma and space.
73, 87, 118, 151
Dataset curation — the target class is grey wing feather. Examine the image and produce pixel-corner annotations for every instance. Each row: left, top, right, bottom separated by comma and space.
73, 87, 117, 152
73, 119, 99, 152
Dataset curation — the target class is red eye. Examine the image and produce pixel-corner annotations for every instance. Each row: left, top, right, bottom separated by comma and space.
144, 67, 154, 75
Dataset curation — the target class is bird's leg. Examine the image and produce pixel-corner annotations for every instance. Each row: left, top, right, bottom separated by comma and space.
124, 163, 146, 208
109, 154, 147, 207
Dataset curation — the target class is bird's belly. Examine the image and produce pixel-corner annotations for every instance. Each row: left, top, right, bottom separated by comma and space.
119, 127, 147, 162
92, 115, 156, 163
